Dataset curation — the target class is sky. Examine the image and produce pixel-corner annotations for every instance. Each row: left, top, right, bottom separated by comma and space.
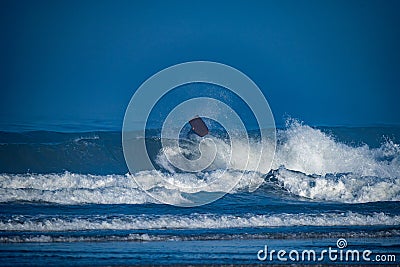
1, 0, 399, 130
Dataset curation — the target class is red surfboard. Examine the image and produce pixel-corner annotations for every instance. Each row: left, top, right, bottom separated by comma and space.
189, 116, 209, 137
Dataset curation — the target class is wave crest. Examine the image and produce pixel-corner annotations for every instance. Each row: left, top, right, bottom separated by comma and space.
1, 212, 398, 232
1, 120, 399, 204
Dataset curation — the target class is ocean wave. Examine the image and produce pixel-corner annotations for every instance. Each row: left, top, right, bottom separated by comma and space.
0, 171, 263, 204
272, 167, 400, 203
0, 212, 398, 232
273, 120, 400, 178
150, 121, 400, 204
267, 120, 400, 203
156, 120, 400, 179
0, 120, 399, 204
0, 168, 399, 204
1, 229, 399, 243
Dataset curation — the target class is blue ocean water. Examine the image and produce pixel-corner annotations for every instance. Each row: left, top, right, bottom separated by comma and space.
0, 121, 399, 265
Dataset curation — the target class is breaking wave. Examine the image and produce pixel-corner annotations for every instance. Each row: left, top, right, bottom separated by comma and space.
1, 229, 399, 243
0, 171, 263, 204
0, 120, 399, 204
1, 212, 398, 232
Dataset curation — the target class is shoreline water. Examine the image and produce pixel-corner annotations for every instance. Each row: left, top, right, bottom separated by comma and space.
0, 237, 398, 266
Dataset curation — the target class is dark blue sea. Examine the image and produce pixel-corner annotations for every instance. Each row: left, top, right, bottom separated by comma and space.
0, 121, 399, 265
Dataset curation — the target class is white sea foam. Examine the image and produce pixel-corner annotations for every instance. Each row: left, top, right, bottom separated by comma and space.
270, 120, 400, 203
274, 167, 400, 203
273, 120, 400, 178
0, 172, 155, 204
157, 134, 275, 174
2, 229, 400, 243
0, 120, 399, 204
159, 120, 400, 179
155, 120, 400, 203
0, 212, 398, 232
0, 233, 166, 243
0, 171, 262, 204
